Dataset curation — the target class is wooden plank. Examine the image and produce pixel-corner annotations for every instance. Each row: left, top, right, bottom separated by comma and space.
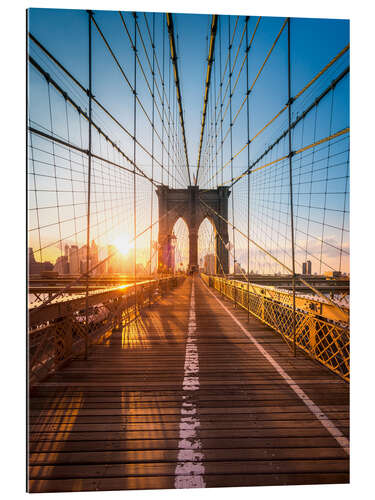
29, 424, 350, 437
29, 436, 347, 453
29, 472, 349, 493
29, 459, 349, 479
28, 276, 349, 493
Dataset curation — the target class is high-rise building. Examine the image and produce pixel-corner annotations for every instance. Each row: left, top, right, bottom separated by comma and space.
204, 254, 215, 274
302, 260, 312, 275
54, 255, 69, 274
69, 245, 80, 274
234, 260, 242, 274
78, 244, 88, 263
90, 240, 99, 272
307, 260, 312, 275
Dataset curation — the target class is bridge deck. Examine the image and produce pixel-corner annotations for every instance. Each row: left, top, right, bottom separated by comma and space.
28, 276, 349, 492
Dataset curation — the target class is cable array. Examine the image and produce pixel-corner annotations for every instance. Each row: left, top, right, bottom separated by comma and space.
196, 15, 349, 279
28, 11, 190, 290
28, 11, 350, 302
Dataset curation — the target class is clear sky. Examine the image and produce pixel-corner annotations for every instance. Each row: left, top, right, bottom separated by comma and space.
28, 8, 349, 274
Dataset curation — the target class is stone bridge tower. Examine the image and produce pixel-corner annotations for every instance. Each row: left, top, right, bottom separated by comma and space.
156, 185, 230, 274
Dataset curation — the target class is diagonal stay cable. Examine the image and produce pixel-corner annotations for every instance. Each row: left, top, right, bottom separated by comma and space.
28, 57, 161, 187
28, 33, 184, 187
204, 65, 349, 189
226, 127, 349, 187
204, 17, 284, 185
143, 11, 185, 177
199, 198, 349, 320
225, 44, 349, 176
90, 12, 185, 185
220, 18, 288, 151
119, 11, 186, 186
213, 15, 240, 112
30, 204, 181, 312
166, 13, 191, 185
211, 222, 295, 352
28, 126, 160, 186
200, 15, 247, 178
196, 14, 218, 185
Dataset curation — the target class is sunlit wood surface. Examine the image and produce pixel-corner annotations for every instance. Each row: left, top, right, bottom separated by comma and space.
28, 276, 349, 492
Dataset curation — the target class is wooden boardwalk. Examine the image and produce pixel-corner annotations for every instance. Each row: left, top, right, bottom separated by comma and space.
28, 276, 349, 492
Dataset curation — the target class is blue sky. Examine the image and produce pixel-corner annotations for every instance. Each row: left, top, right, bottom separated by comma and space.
28, 9, 349, 167
28, 8, 349, 273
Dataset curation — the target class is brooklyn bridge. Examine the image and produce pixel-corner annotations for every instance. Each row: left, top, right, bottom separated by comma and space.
27, 9, 349, 492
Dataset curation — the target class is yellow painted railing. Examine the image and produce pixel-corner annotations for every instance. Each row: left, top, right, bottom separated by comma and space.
202, 274, 349, 381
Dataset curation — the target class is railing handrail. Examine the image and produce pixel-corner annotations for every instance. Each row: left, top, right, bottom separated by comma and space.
201, 273, 349, 381
28, 275, 186, 386
203, 274, 349, 325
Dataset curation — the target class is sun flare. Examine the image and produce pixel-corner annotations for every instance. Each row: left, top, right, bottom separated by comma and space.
112, 235, 134, 255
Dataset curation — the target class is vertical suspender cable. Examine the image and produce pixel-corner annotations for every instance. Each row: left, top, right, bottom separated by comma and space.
167, 53, 171, 187
150, 13, 155, 280
214, 48, 218, 193
85, 10, 93, 360
228, 16, 235, 277
245, 17, 250, 321
47, 80, 63, 263
208, 96, 211, 188
219, 18, 223, 188
133, 12, 137, 313
211, 89, 214, 189
173, 64, 176, 188
287, 18, 297, 356
161, 17, 165, 186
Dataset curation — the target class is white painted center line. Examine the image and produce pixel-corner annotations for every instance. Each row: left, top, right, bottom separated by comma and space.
202, 279, 349, 455
174, 279, 206, 489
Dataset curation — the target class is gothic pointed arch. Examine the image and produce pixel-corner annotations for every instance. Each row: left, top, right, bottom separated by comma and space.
156, 185, 230, 273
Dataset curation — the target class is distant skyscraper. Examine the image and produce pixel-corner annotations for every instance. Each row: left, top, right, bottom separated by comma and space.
307, 260, 312, 275
54, 255, 69, 274
204, 254, 215, 274
91, 240, 98, 272
234, 261, 242, 275
302, 261, 312, 275
69, 245, 80, 274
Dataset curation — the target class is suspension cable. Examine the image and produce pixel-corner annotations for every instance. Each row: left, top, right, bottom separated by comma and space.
166, 13, 191, 185
199, 198, 348, 320
28, 54, 183, 187
207, 66, 349, 188
196, 14, 218, 185
205, 46, 349, 188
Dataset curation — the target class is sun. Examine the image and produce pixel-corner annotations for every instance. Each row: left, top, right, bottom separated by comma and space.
113, 234, 134, 255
